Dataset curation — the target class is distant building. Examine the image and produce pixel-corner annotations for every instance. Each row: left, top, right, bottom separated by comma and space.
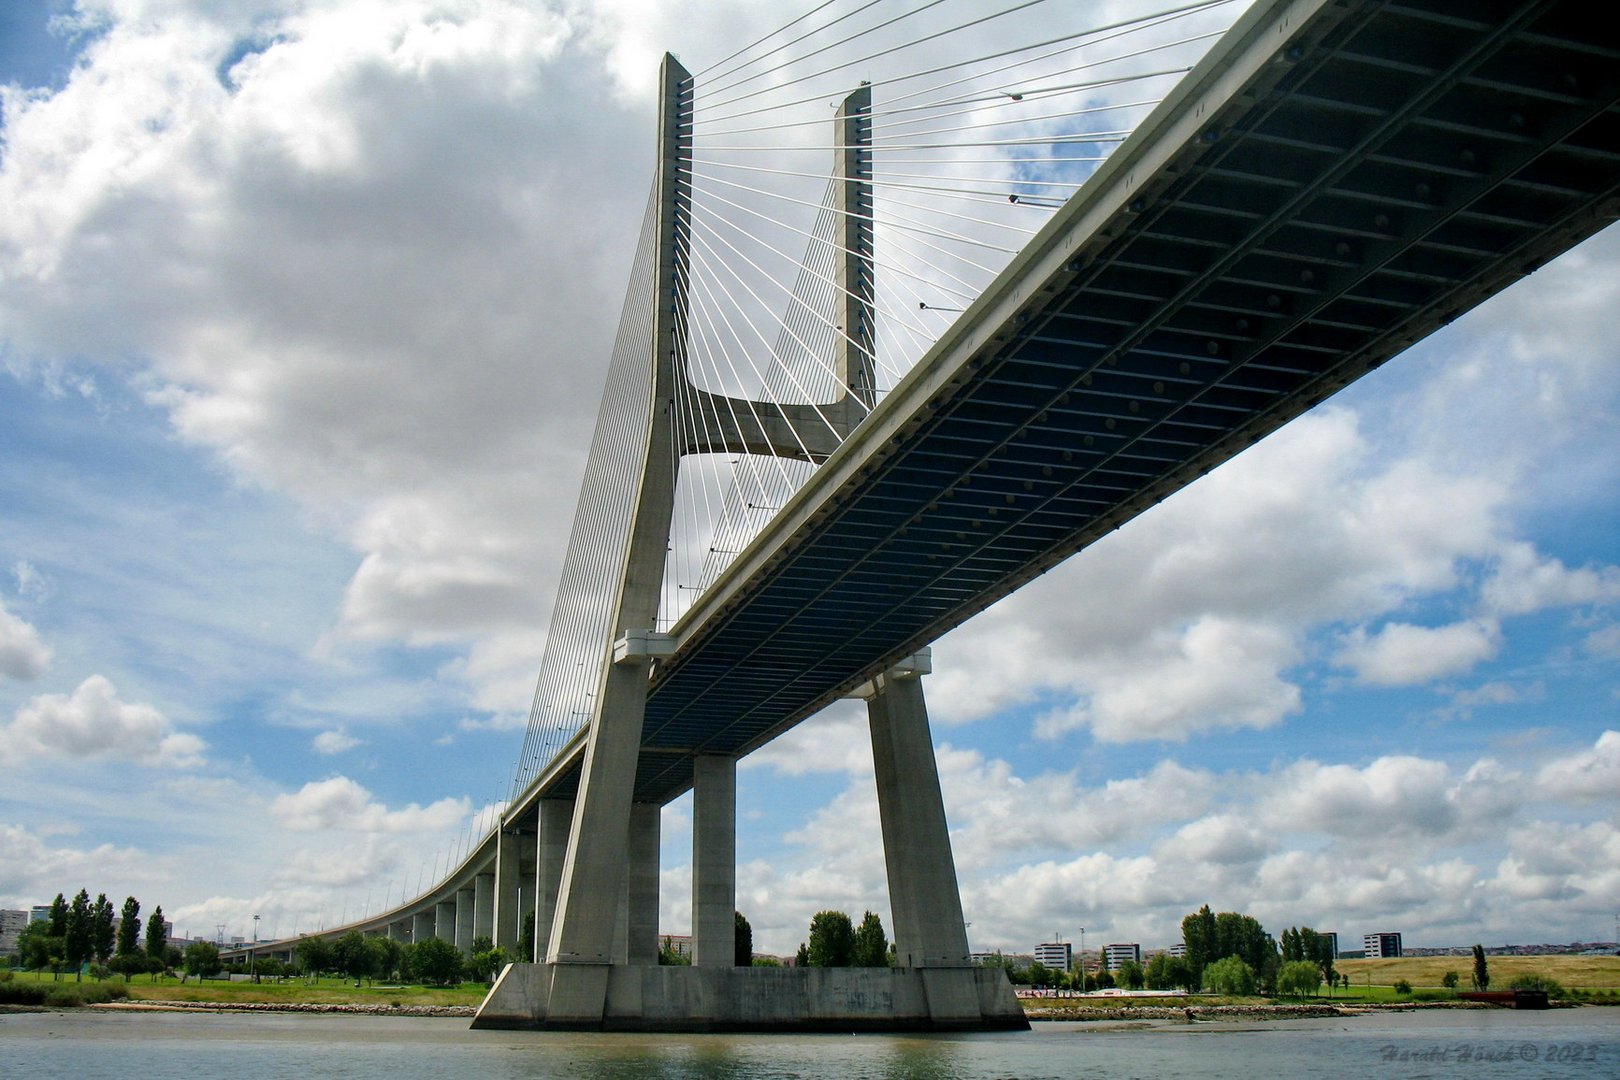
1103, 943, 1141, 971
1364, 932, 1402, 958
1033, 941, 1072, 971
29, 905, 52, 924
1322, 932, 1339, 959
1, 910, 28, 953
660, 933, 693, 960
1166, 943, 1187, 958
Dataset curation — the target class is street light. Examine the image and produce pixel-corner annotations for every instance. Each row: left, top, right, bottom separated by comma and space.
1078, 927, 1086, 991
252, 914, 260, 984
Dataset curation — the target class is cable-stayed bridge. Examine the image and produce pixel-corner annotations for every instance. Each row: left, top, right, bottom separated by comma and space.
230, 0, 1619, 1030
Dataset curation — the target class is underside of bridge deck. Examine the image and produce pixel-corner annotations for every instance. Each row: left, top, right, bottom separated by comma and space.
598, 0, 1620, 806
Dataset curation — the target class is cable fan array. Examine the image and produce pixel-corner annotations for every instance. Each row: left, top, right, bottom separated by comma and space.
506, 0, 1245, 805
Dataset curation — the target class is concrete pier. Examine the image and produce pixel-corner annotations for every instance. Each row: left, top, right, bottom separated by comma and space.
473, 964, 1026, 1032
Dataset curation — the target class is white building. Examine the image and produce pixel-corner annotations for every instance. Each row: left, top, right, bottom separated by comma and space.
1167, 943, 1187, 958
0, 910, 28, 954
1033, 941, 1072, 971
1363, 932, 1402, 958
1103, 943, 1141, 971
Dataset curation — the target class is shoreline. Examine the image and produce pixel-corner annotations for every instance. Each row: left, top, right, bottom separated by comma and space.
1021, 1000, 1510, 1022
88, 1000, 477, 1017
66, 998, 1503, 1022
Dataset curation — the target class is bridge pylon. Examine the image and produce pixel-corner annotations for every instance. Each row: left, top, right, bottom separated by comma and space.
474, 55, 1024, 1032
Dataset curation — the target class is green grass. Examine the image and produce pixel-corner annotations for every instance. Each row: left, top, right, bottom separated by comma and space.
3, 970, 489, 1008
1336, 955, 1620, 991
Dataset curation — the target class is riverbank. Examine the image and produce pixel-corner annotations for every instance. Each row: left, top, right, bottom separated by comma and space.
1020, 999, 1504, 1022
91, 1000, 476, 1017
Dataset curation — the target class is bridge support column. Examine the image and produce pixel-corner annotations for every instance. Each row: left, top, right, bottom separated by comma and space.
866, 670, 970, 971
627, 801, 661, 965
494, 825, 524, 951
412, 911, 434, 943
435, 900, 456, 944
691, 753, 736, 968
474, 872, 494, 944
534, 799, 571, 962
390, 920, 408, 942
455, 887, 475, 953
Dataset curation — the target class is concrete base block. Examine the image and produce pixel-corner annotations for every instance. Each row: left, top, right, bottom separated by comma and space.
472, 963, 1027, 1032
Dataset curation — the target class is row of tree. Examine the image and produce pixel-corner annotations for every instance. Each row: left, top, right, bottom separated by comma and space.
14, 891, 170, 981
291, 930, 508, 986
794, 910, 890, 968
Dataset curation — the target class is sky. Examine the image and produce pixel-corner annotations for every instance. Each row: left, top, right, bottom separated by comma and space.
2, 0, 1617, 959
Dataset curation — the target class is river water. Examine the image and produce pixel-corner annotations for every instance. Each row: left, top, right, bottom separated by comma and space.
1, 1007, 1615, 1078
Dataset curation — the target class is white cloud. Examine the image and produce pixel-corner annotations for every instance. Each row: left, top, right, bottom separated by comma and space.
1535, 730, 1620, 802
0, 597, 52, 680
1585, 624, 1620, 659
1035, 617, 1302, 741
312, 729, 361, 754
1482, 542, 1620, 616
1334, 619, 1500, 687
1, 675, 204, 766
270, 775, 468, 833
1257, 754, 1519, 844
0, 0, 658, 716
928, 408, 1513, 742
0, 821, 160, 911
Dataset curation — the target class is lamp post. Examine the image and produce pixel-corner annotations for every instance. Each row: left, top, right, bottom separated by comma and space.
1078, 927, 1087, 991
252, 914, 260, 984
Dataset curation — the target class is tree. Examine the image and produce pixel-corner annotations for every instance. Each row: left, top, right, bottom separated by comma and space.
410, 937, 464, 986
1508, 973, 1563, 997
333, 930, 375, 984
1212, 911, 1278, 993
144, 906, 169, 979
518, 913, 535, 963
1277, 960, 1322, 996
183, 940, 222, 980
1282, 925, 1337, 990
794, 942, 809, 967
1471, 944, 1490, 992
116, 897, 142, 958
467, 945, 510, 984
806, 910, 855, 967
295, 935, 333, 983
369, 936, 403, 982
47, 893, 68, 938
1202, 955, 1257, 996
107, 953, 147, 982
1146, 953, 1193, 991
92, 894, 116, 964
658, 936, 691, 965
1180, 905, 1217, 986
1116, 959, 1146, 990
16, 920, 62, 974
851, 911, 888, 968
65, 889, 94, 980
735, 910, 753, 967
1441, 970, 1460, 990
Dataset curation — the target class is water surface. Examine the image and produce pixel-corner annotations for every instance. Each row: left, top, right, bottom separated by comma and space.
1, 1006, 1614, 1078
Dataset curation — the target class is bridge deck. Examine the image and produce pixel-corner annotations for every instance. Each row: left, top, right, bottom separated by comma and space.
523, 0, 1619, 809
